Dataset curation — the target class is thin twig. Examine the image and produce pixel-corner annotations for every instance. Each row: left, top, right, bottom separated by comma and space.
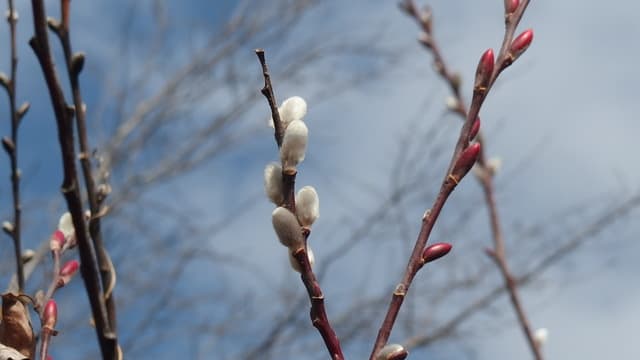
370, 1, 535, 358
404, 192, 640, 349
50, 0, 119, 336
369, 174, 460, 359
256, 49, 344, 360
29, 1, 119, 358
256, 49, 285, 148
1, 0, 25, 292
400, 1, 542, 359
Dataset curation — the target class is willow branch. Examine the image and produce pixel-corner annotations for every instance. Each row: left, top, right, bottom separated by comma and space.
49, 0, 119, 335
370, 1, 536, 357
400, 1, 541, 359
256, 49, 344, 360
29, 1, 118, 358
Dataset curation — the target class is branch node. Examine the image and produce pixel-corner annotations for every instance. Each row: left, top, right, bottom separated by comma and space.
71, 52, 85, 76
393, 283, 406, 297
2, 136, 16, 154
447, 174, 459, 185
46, 16, 61, 34
17, 101, 30, 122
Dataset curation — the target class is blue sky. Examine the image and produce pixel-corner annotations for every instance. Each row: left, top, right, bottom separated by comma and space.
1, 1, 639, 359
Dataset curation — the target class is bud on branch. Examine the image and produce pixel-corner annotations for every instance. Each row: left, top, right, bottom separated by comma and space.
280, 120, 308, 174
295, 186, 319, 227
43, 300, 57, 330
509, 29, 534, 63
421, 242, 452, 264
474, 49, 494, 94
272, 207, 303, 248
57, 260, 80, 288
375, 343, 408, 360
505, 0, 519, 14
450, 143, 481, 184
49, 230, 65, 252
264, 163, 284, 205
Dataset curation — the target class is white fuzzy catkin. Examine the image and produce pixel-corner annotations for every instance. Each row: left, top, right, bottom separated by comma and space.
264, 163, 284, 205
534, 328, 548, 346
375, 343, 407, 360
268, 96, 307, 128
58, 212, 75, 240
271, 207, 303, 248
288, 246, 315, 273
280, 96, 307, 124
445, 96, 459, 111
280, 120, 308, 173
295, 186, 319, 227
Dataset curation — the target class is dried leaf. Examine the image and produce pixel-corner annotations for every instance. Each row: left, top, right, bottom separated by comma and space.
0, 294, 35, 358
0, 343, 28, 360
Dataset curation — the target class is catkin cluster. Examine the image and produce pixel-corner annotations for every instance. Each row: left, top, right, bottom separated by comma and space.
264, 97, 319, 272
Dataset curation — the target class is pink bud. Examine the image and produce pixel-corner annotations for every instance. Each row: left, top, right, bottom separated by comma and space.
474, 49, 494, 91
510, 29, 534, 60
57, 260, 80, 288
60, 260, 79, 277
49, 230, 65, 252
505, 0, 519, 14
43, 299, 58, 329
468, 117, 481, 141
451, 143, 481, 183
421, 242, 452, 264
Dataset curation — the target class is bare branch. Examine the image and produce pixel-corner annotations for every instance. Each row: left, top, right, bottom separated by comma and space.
29, 1, 119, 358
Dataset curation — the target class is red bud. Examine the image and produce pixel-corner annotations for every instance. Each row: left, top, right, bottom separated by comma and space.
474, 49, 494, 91
510, 29, 534, 60
468, 117, 481, 141
57, 260, 80, 288
49, 230, 65, 252
421, 242, 452, 264
505, 0, 519, 14
43, 299, 58, 329
451, 143, 481, 182
59, 260, 79, 277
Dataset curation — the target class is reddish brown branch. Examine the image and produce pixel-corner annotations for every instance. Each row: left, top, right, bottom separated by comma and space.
370, 178, 458, 359
256, 49, 285, 148
371, 1, 538, 358
256, 50, 344, 360
29, 1, 119, 358
400, 1, 542, 359
293, 247, 344, 360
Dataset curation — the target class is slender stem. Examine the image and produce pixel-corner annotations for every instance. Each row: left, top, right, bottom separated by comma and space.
256, 50, 344, 360
400, 1, 542, 359
293, 247, 344, 360
481, 175, 542, 360
29, 1, 118, 358
256, 49, 284, 147
39, 328, 53, 360
369, 175, 458, 359
52, 0, 119, 334
2, 0, 25, 292
43, 250, 61, 303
